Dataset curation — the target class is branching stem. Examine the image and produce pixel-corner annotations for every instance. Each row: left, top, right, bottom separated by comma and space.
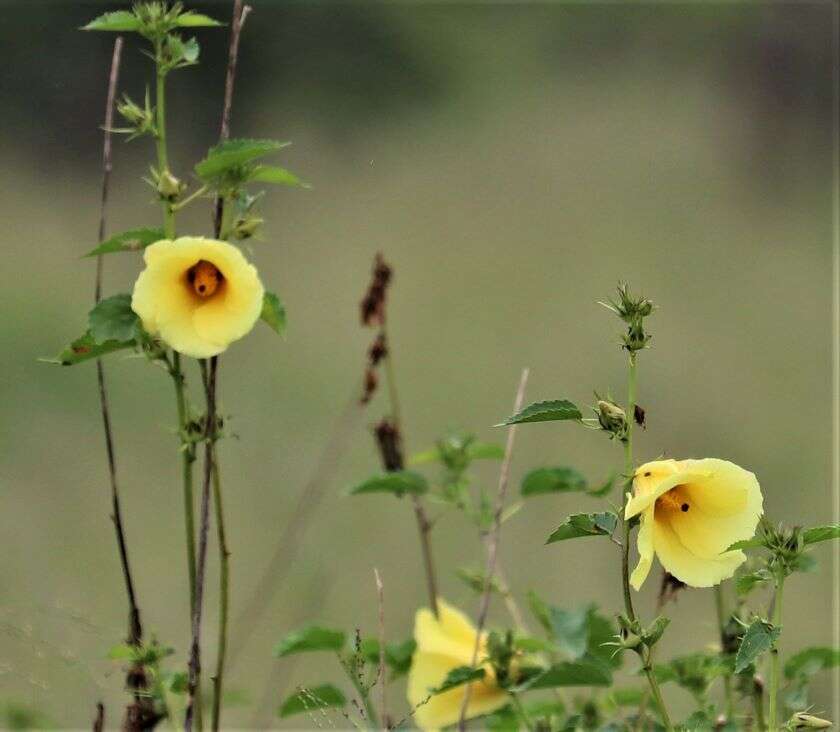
768, 576, 785, 731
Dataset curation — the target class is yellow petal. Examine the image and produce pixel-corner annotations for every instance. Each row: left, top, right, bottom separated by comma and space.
625, 468, 708, 520
630, 506, 655, 590
653, 513, 746, 587
414, 600, 482, 662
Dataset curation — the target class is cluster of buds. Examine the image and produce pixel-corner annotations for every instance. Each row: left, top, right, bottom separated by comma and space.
114, 90, 157, 141
359, 253, 393, 404
593, 395, 629, 442
611, 613, 670, 656
600, 282, 655, 352
760, 522, 812, 578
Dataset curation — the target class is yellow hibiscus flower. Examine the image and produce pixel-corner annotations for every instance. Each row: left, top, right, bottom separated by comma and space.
407, 599, 508, 731
625, 458, 763, 589
131, 237, 264, 359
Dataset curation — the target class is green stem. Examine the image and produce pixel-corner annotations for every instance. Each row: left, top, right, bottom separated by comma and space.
154, 41, 175, 239
715, 585, 736, 721
509, 692, 535, 732
338, 654, 378, 729
218, 195, 235, 240
153, 38, 202, 731
210, 448, 229, 732
173, 184, 210, 212
753, 675, 766, 730
768, 577, 785, 731
621, 352, 674, 732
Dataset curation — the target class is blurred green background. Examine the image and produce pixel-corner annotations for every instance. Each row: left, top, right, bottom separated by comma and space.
0, 0, 836, 728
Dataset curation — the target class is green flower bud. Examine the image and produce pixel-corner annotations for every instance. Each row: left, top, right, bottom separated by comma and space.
596, 398, 628, 442
791, 713, 833, 729
156, 170, 185, 202
232, 215, 264, 240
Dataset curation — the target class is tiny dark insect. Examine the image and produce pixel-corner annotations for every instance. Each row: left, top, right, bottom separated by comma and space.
644, 471, 651, 477
681, 503, 689, 512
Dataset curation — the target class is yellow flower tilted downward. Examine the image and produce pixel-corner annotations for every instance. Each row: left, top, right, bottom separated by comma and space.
407, 599, 508, 731
131, 237, 264, 359
625, 458, 763, 589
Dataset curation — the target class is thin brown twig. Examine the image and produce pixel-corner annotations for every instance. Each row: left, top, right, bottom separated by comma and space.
95, 36, 142, 648
374, 568, 388, 730
457, 368, 529, 732
92, 702, 104, 732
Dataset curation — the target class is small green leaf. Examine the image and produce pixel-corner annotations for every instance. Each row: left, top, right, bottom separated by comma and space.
348, 471, 428, 498
84, 227, 164, 258
724, 537, 766, 552
195, 139, 290, 181
82, 10, 141, 31
521, 467, 587, 497
513, 636, 556, 654
43, 330, 135, 366
89, 294, 140, 344
107, 643, 137, 661
525, 658, 612, 688
497, 399, 582, 427
465, 442, 506, 460
586, 609, 621, 670
360, 638, 416, 678
163, 671, 188, 694
784, 647, 840, 680
546, 512, 618, 543
736, 569, 772, 596
181, 37, 200, 64
260, 292, 287, 335
734, 619, 780, 673
247, 164, 308, 188
430, 666, 485, 695
802, 524, 840, 545
274, 626, 346, 657
278, 684, 346, 718
176, 11, 223, 27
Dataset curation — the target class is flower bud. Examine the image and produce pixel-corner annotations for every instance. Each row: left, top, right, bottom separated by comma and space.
232, 215, 264, 240
791, 713, 833, 729
596, 399, 628, 442
156, 170, 185, 202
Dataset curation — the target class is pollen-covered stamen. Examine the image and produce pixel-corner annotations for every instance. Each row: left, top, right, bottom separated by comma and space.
656, 488, 689, 514
187, 260, 223, 298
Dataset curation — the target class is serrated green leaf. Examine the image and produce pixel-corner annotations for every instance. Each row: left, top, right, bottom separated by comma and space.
195, 139, 290, 181
734, 619, 780, 673
524, 658, 612, 688
274, 626, 345, 657
278, 684, 346, 718
546, 512, 618, 543
736, 570, 772, 596
43, 330, 135, 366
802, 524, 840, 545
521, 467, 587, 496
260, 292, 287, 335
176, 11, 223, 27
724, 537, 766, 552
89, 294, 140, 344
84, 227, 164, 258
547, 606, 589, 660
587, 610, 621, 670
497, 399, 582, 427
784, 647, 840, 680
247, 164, 308, 188
430, 666, 485, 695
82, 10, 141, 31
348, 471, 428, 498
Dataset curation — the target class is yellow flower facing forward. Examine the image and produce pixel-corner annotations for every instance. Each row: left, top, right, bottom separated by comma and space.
407, 599, 508, 731
625, 458, 763, 589
131, 237, 264, 359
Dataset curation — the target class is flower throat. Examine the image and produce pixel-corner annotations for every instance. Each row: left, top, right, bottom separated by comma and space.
187, 260, 223, 298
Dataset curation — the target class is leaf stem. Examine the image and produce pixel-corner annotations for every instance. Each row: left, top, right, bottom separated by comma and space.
172, 184, 210, 212
715, 584, 736, 721
768, 576, 785, 731
621, 352, 674, 731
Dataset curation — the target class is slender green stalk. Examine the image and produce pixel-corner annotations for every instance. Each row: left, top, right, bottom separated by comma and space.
768, 577, 785, 731
211, 448, 229, 732
620, 352, 674, 731
154, 40, 175, 240
153, 38, 202, 730
715, 585, 736, 721
509, 692, 535, 732
338, 654, 379, 728
173, 184, 210, 212
753, 676, 766, 730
